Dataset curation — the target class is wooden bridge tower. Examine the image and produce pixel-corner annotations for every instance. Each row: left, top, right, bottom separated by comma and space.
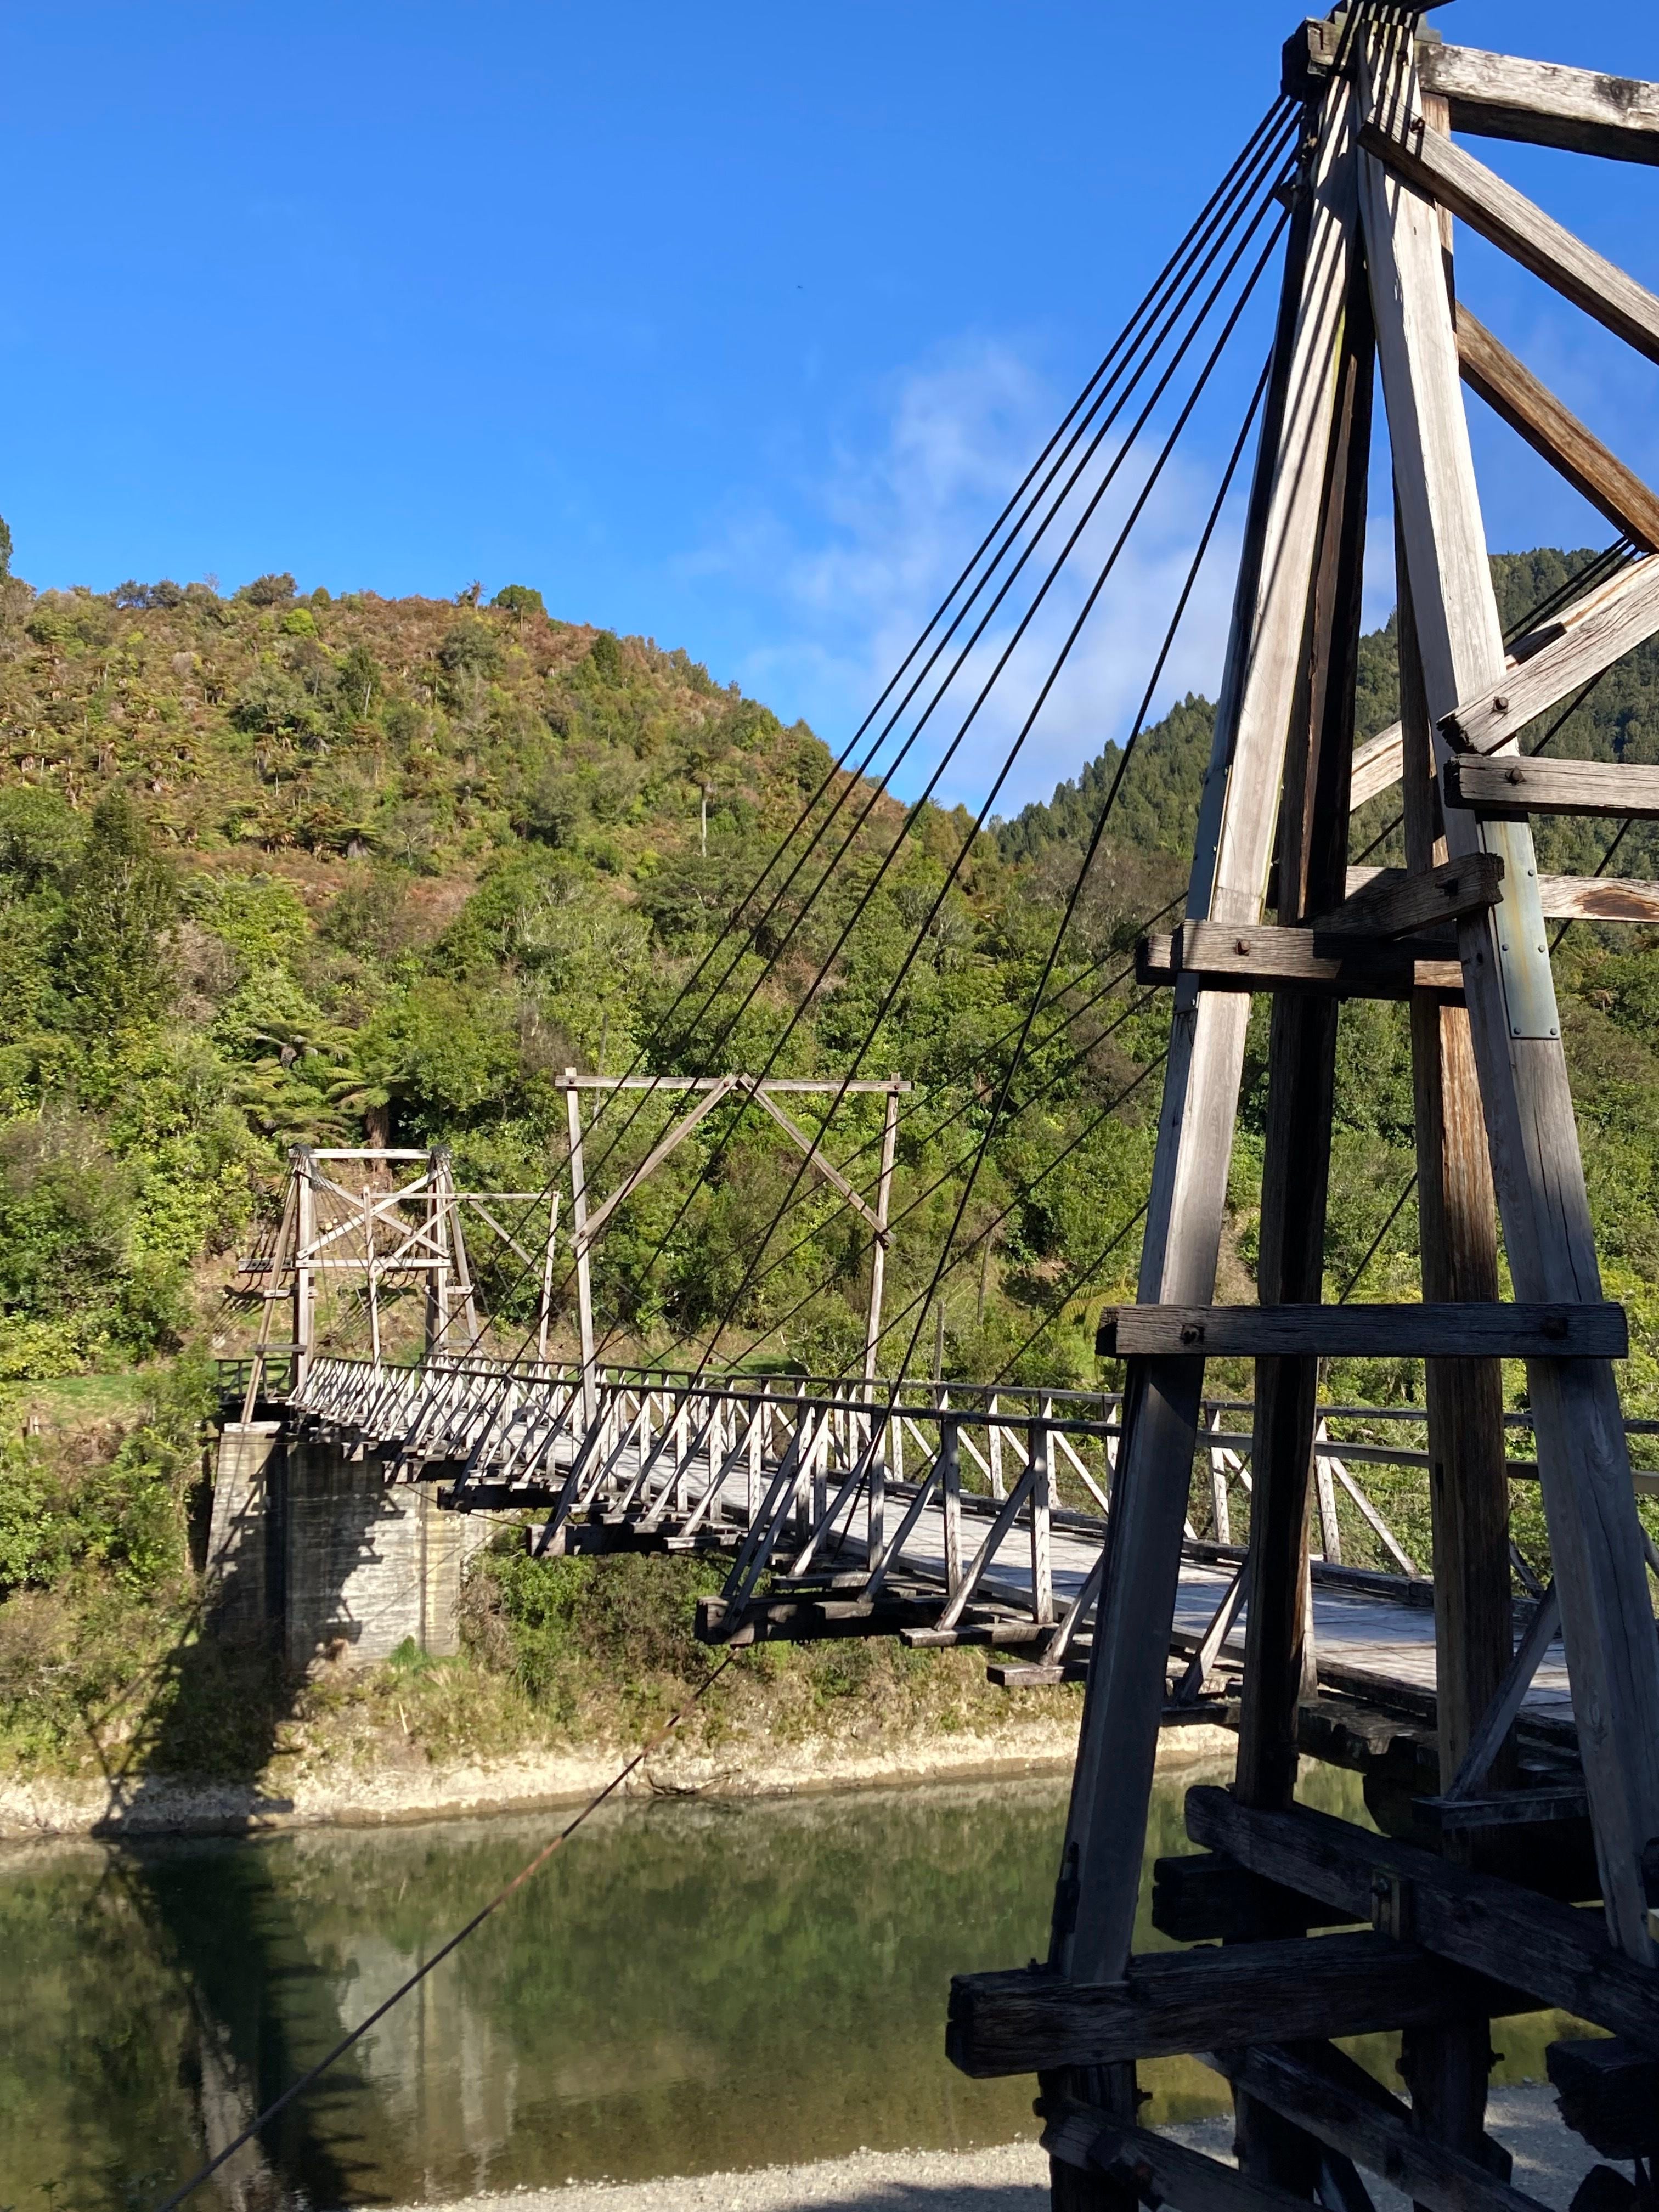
950, 12, 1659, 2204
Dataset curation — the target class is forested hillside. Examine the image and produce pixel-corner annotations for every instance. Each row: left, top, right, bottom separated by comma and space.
4, 544, 1659, 1782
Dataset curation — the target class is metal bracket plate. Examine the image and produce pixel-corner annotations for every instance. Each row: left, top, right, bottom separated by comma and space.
1476, 820, 1561, 1041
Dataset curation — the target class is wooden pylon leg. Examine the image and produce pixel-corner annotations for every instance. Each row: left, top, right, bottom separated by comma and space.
1397, 501, 1511, 2180
1050, 64, 1363, 2009
1361, 29, 1659, 1960
1391, 91, 1509, 2134
1397, 529, 1514, 1790
1235, 232, 1374, 1825
1231, 183, 1374, 2203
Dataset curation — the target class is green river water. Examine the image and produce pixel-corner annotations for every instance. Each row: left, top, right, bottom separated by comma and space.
0, 1758, 1577, 2211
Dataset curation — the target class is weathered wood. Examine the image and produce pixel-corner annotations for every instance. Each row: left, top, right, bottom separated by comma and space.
1417, 1785, 1589, 1833
294, 1150, 315, 1385
1317, 853, 1503, 936
1399, 538, 1515, 1820
1043, 2063, 1142, 2212
1237, 249, 1374, 1868
1443, 1585, 1563, 1801
1546, 2038, 1659, 2157
1139, 922, 1464, 998
1419, 43, 1659, 168
1097, 1304, 1627, 1361
945, 1933, 1535, 2078
1149, 1853, 1348, 1944
1351, 721, 1405, 810
863, 1080, 901, 1389
1441, 558, 1659, 755
1444, 755, 1659, 821
1361, 115, 1659, 367
1054, 68, 1364, 1989
1043, 2106, 1313, 2212
562, 1075, 598, 1423
1031, 1423, 1055, 1626
560, 1075, 911, 1092
579, 1073, 741, 1245
748, 1082, 885, 1233
1346, 867, 1659, 924
1185, 1787, 1659, 2049
1209, 2044, 1542, 2212
1361, 26, 1659, 1960
1455, 308, 1659, 551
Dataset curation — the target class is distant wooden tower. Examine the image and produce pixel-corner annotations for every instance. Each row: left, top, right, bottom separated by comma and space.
950, 11, 1659, 2205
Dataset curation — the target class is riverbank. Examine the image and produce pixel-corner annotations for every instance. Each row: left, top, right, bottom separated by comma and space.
0, 1709, 1236, 1839
369, 2089, 1596, 2212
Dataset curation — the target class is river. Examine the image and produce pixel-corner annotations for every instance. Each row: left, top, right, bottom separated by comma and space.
0, 1757, 1578, 2210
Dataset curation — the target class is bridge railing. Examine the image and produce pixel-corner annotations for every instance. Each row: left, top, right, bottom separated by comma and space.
286, 1351, 1657, 1678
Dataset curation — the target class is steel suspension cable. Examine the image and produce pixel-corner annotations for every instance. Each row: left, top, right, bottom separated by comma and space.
659, 337, 1268, 1379
421, 109, 1298, 1366
579, 207, 1289, 1383
555, 99, 1299, 1214
667, 238, 1283, 1386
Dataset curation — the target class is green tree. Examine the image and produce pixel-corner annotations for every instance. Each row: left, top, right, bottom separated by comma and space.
492, 583, 545, 619
55, 790, 178, 1039
238, 571, 296, 605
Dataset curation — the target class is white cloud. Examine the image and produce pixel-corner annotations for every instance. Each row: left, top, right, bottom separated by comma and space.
689, 335, 1254, 816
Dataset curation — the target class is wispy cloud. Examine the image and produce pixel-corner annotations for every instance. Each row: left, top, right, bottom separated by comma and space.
688, 335, 1254, 816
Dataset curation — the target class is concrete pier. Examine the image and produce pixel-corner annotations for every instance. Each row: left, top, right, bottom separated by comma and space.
210, 1420, 492, 1670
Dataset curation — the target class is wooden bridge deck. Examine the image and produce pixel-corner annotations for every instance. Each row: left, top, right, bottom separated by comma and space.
287, 1355, 1584, 1754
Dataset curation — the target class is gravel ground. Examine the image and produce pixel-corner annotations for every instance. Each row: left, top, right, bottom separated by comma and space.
371, 2084, 1604, 2212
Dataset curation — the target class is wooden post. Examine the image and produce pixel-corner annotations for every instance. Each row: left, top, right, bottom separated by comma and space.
537, 1192, 561, 1364
564, 1072, 598, 1426
863, 1079, 901, 1385
1229, 124, 1375, 2202
1313, 1427, 1342, 1564
1361, 25, 1659, 1960
1396, 479, 1512, 2170
363, 1184, 382, 1369
1235, 166, 1374, 1825
294, 1147, 315, 1389
425, 1146, 450, 1358
1053, 71, 1362, 1988
942, 1413, 962, 1594
437, 1149, 481, 1350
1398, 520, 1514, 1792
1031, 1419, 1054, 1626
240, 1170, 298, 1424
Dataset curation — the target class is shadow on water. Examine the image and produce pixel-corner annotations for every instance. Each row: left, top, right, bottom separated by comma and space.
19, 1410, 411, 2210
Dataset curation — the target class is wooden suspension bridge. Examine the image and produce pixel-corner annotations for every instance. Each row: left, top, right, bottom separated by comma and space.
227, 8, 1659, 2204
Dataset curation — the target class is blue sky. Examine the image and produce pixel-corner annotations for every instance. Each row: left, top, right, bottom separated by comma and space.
4, 2, 1657, 808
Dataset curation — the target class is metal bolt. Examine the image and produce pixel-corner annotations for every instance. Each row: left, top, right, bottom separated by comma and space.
1493, 692, 1510, 712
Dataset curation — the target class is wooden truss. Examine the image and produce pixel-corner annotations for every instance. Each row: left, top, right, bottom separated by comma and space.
236, 1144, 558, 1417
953, 14, 1659, 2206
555, 1070, 907, 1419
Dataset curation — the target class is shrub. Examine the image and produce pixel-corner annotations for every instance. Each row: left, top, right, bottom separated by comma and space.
438, 619, 503, 677
231, 666, 324, 738
239, 572, 297, 606
491, 583, 545, 619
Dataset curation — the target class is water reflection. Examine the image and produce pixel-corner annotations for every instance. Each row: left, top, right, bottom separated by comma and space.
0, 1758, 1579, 2211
